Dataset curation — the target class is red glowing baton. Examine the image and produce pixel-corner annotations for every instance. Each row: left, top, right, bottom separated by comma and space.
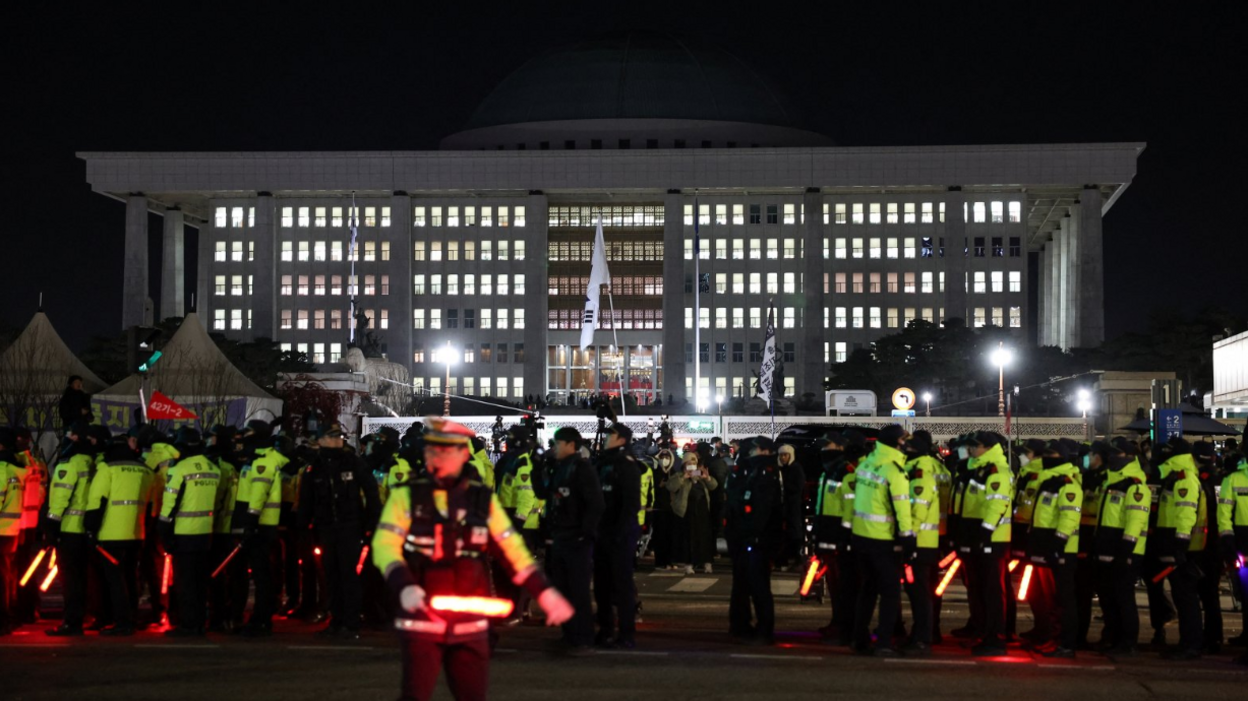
1007, 559, 1019, 572
1152, 565, 1175, 583
428, 595, 515, 618
161, 553, 173, 595
1016, 564, 1034, 601
356, 545, 371, 575
938, 551, 958, 569
799, 556, 823, 597
20, 548, 49, 587
96, 545, 120, 566
211, 543, 244, 579
40, 565, 59, 592
934, 558, 961, 596
904, 564, 915, 584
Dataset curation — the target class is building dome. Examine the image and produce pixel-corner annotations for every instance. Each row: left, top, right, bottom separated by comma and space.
441, 32, 831, 150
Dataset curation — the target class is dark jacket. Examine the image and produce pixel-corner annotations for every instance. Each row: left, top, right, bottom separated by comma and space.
534, 452, 604, 541
724, 454, 784, 547
58, 388, 92, 428
595, 446, 641, 538
297, 447, 381, 531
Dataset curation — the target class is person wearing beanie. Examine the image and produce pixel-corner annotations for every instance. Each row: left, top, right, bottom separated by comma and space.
1025, 441, 1083, 658
1154, 435, 1204, 659
849, 424, 913, 656
159, 428, 223, 637
958, 430, 1014, 656
723, 435, 784, 646
1092, 440, 1150, 658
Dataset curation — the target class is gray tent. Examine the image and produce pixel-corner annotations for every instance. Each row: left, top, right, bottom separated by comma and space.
1118, 403, 1240, 436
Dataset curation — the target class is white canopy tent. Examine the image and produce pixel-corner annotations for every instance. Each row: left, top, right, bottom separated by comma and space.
94, 313, 282, 432
0, 311, 108, 455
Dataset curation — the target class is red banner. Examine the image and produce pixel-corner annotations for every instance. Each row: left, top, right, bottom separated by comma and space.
147, 390, 198, 420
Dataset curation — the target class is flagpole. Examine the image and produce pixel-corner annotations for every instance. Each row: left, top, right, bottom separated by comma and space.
694, 195, 700, 415
347, 191, 358, 345
769, 300, 775, 439
607, 288, 625, 417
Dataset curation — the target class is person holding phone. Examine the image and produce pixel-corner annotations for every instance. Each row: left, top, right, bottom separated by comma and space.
668, 452, 718, 574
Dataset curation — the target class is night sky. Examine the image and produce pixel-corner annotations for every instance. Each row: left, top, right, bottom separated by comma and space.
5, 4, 1244, 352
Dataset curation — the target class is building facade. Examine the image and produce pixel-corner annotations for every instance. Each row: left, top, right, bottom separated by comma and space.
78, 35, 1143, 409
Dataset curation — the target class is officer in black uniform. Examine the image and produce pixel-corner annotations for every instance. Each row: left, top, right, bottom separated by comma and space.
724, 436, 783, 645
532, 427, 604, 654
297, 423, 381, 639
592, 423, 642, 648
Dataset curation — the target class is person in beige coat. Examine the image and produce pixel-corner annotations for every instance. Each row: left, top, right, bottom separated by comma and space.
668, 452, 719, 574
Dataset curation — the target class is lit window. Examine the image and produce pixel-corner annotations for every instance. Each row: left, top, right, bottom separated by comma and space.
414, 206, 426, 227
430, 241, 442, 261
214, 207, 227, 228
480, 275, 492, 295
514, 241, 525, 260
749, 308, 761, 327
748, 273, 761, 294
281, 207, 293, 227
851, 238, 863, 259
921, 272, 933, 294
991, 271, 1004, 293
231, 207, 244, 228
886, 237, 899, 259
332, 207, 343, 228
280, 310, 292, 330
783, 204, 796, 225
496, 276, 509, 295
886, 203, 899, 224
749, 239, 761, 260
431, 207, 443, 227
496, 309, 508, 329
1009, 271, 1022, 293
481, 240, 492, 261
280, 275, 293, 296
834, 272, 846, 294
904, 237, 916, 259
903, 203, 916, 224
868, 238, 881, 259
464, 206, 476, 226
381, 207, 391, 227
365, 240, 377, 262
973, 272, 987, 294
732, 274, 744, 294
430, 275, 442, 295
990, 201, 1004, 223
852, 203, 864, 224
313, 241, 326, 262
973, 202, 986, 223
782, 307, 795, 329
992, 307, 1004, 327
497, 206, 509, 227
514, 274, 525, 295
298, 207, 310, 227
973, 307, 986, 327
213, 309, 226, 330
783, 273, 796, 294
852, 307, 864, 328
1008, 202, 1022, 223
921, 202, 933, 224
430, 309, 441, 329
715, 204, 727, 225
413, 309, 425, 329
297, 310, 309, 330
766, 239, 778, 259
835, 203, 847, 224
887, 308, 899, 328
732, 239, 744, 259
514, 206, 525, 227
732, 204, 744, 225
447, 206, 460, 227
834, 238, 847, 259
314, 207, 327, 227
331, 275, 342, 295
869, 203, 881, 224
835, 342, 847, 363
314, 310, 325, 330
499, 240, 510, 261
870, 273, 881, 294
213, 275, 226, 296
1010, 306, 1022, 328
232, 241, 243, 262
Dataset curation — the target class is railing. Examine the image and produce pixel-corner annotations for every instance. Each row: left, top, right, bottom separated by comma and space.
362, 414, 1087, 445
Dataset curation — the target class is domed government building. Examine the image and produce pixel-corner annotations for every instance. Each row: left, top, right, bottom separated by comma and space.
80, 33, 1144, 408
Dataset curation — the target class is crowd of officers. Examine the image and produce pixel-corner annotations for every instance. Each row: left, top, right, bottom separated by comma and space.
804, 427, 1248, 662
1, 416, 1246, 672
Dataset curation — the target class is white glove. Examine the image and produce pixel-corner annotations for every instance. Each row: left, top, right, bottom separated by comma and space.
400, 584, 426, 613
538, 588, 574, 627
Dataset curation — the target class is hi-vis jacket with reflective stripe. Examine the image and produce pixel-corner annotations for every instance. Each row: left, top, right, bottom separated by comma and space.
512, 453, 543, 530
905, 455, 942, 550
962, 443, 1014, 544
88, 459, 154, 541
235, 448, 288, 528
48, 453, 93, 534
214, 459, 238, 535
1029, 462, 1082, 556
851, 442, 913, 543
160, 455, 222, 536
143, 443, 180, 517
1096, 459, 1151, 557
1217, 459, 1248, 544
1156, 453, 1201, 552
0, 457, 28, 538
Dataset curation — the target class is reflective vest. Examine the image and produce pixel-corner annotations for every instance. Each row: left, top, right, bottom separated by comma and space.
512, 453, 542, 530
18, 450, 47, 531
0, 458, 28, 537
48, 453, 94, 534
143, 443, 180, 518
233, 448, 286, 531
88, 459, 154, 541
370, 472, 541, 642
1156, 453, 1201, 551
960, 444, 1013, 547
1216, 460, 1248, 543
638, 461, 654, 526
851, 443, 913, 543
215, 459, 238, 535
1095, 460, 1150, 558
1028, 463, 1082, 558
470, 447, 495, 490
160, 455, 222, 536
906, 456, 941, 550
1013, 461, 1045, 526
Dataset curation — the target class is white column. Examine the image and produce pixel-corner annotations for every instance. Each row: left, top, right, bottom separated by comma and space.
123, 194, 149, 329
160, 207, 185, 321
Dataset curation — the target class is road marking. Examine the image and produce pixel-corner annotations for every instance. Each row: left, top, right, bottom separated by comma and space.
667, 578, 717, 593
770, 581, 799, 596
287, 645, 376, 651
597, 650, 670, 656
883, 658, 976, 666
730, 653, 823, 661
134, 644, 221, 649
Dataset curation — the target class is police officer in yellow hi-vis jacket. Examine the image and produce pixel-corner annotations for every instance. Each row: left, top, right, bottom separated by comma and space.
0, 427, 29, 636
1155, 437, 1204, 660
159, 428, 223, 637
1217, 454, 1248, 649
961, 431, 1014, 657
44, 422, 98, 636
1026, 440, 1083, 658
850, 424, 913, 657
83, 434, 154, 636
372, 418, 573, 701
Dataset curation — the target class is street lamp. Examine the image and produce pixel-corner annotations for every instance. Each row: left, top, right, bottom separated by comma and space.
990, 343, 1013, 418
1077, 389, 1092, 441
922, 392, 933, 417
440, 341, 456, 417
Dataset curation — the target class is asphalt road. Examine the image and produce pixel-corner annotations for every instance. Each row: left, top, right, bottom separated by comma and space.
4, 567, 1245, 701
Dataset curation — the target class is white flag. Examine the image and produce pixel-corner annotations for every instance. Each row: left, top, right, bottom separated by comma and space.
580, 219, 611, 351
758, 306, 776, 403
